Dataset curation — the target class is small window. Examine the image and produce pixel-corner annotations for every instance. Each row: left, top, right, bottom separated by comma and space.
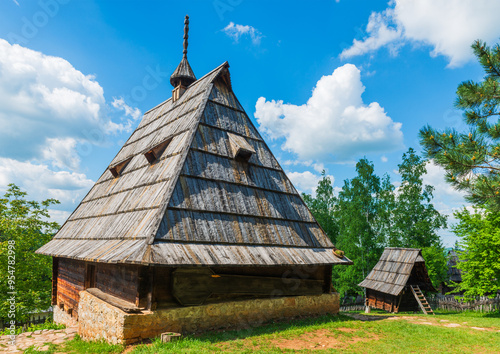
109, 157, 132, 178
227, 132, 255, 162
144, 139, 171, 164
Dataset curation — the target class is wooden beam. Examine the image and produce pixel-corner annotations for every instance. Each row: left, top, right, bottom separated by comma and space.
51, 258, 58, 306
323, 265, 333, 293
86, 288, 141, 313
172, 268, 324, 306
146, 266, 155, 311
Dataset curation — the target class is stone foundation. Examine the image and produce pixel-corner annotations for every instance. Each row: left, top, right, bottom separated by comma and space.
53, 306, 77, 328
77, 291, 340, 344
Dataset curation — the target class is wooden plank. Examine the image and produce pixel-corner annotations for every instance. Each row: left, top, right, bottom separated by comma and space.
51, 258, 58, 305
86, 288, 141, 313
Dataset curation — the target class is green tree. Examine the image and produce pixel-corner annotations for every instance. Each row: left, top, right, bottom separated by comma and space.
421, 245, 448, 290
452, 208, 500, 300
0, 184, 60, 323
333, 158, 389, 296
391, 148, 447, 248
419, 40, 500, 210
302, 171, 338, 244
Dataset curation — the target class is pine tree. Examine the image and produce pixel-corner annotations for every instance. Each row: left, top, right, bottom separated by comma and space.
419, 40, 500, 210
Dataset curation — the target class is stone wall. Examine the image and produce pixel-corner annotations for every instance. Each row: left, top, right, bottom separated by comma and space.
78, 291, 126, 344
78, 290, 339, 344
53, 306, 77, 328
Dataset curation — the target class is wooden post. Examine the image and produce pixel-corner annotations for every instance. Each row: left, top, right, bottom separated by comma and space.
51, 258, 59, 305
323, 265, 333, 293
84, 263, 96, 289
146, 266, 155, 311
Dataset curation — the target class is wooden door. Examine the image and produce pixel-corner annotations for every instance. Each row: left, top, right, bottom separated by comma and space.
85, 263, 96, 289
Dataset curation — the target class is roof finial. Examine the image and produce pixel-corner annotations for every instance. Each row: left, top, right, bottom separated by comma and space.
170, 15, 196, 89
183, 15, 189, 58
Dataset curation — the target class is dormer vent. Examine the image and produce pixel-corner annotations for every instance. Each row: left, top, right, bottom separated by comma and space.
228, 133, 255, 162
109, 157, 132, 178
144, 139, 171, 164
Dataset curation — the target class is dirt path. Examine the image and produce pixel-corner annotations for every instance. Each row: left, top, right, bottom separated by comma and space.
344, 313, 500, 332
0, 326, 78, 353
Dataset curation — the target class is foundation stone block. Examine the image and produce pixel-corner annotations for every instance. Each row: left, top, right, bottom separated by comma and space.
77, 290, 340, 344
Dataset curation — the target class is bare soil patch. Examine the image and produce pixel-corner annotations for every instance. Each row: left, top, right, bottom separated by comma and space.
269, 328, 380, 351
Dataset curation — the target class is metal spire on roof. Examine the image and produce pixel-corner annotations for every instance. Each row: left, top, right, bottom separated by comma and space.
183, 15, 189, 58
170, 15, 196, 88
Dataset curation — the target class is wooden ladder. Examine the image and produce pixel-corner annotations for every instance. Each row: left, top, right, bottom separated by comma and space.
410, 285, 434, 315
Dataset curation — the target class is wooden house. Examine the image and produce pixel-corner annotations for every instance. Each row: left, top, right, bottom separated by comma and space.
37, 16, 351, 343
359, 248, 436, 314
439, 249, 463, 295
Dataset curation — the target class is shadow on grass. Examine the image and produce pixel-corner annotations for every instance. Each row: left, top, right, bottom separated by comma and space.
187, 313, 357, 344
483, 311, 500, 318
342, 313, 394, 322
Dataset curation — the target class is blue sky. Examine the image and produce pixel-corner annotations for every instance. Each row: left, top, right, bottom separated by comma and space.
1, 0, 498, 246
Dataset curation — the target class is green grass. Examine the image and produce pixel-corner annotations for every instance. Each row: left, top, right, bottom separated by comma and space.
39, 311, 500, 353
60, 334, 124, 354
20, 334, 124, 354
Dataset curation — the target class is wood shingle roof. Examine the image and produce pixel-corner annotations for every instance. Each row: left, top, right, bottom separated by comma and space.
37, 62, 352, 267
358, 248, 427, 296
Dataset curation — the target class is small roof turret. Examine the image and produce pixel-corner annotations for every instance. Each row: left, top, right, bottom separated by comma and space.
170, 15, 196, 88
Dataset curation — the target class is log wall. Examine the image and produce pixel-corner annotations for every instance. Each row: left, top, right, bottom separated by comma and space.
94, 262, 140, 304
54, 258, 142, 319
366, 289, 397, 312
152, 265, 330, 308
56, 258, 85, 318
54, 261, 332, 317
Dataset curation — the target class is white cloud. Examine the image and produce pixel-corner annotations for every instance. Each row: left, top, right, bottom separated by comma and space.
112, 97, 142, 120
41, 137, 80, 170
0, 40, 144, 225
422, 161, 468, 216
0, 158, 94, 223
381, 155, 388, 162
287, 170, 335, 197
283, 160, 326, 173
255, 64, 403, 162
48, 209, 72, 226
0, 39, 137, 170
422, 161, 470, 246
222, 22, 263, 45
340, 9, 402, 59
341, 0, 500, 67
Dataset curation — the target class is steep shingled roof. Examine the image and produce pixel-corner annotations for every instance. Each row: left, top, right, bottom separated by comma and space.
37, 62, 352, 267
358, 247, 433, 296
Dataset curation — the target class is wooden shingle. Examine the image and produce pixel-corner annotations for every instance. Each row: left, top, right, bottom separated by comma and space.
38, 62, 351, 267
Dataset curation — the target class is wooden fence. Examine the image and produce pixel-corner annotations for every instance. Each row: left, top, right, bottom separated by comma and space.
340, 294, 500, 313
1, 308, 53, 330
427, 294, 500, 312
340, 296, 365, 312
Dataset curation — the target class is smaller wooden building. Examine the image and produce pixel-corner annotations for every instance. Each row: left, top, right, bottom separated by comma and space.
440, 249, 463, 295
359, 248, 436, 313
